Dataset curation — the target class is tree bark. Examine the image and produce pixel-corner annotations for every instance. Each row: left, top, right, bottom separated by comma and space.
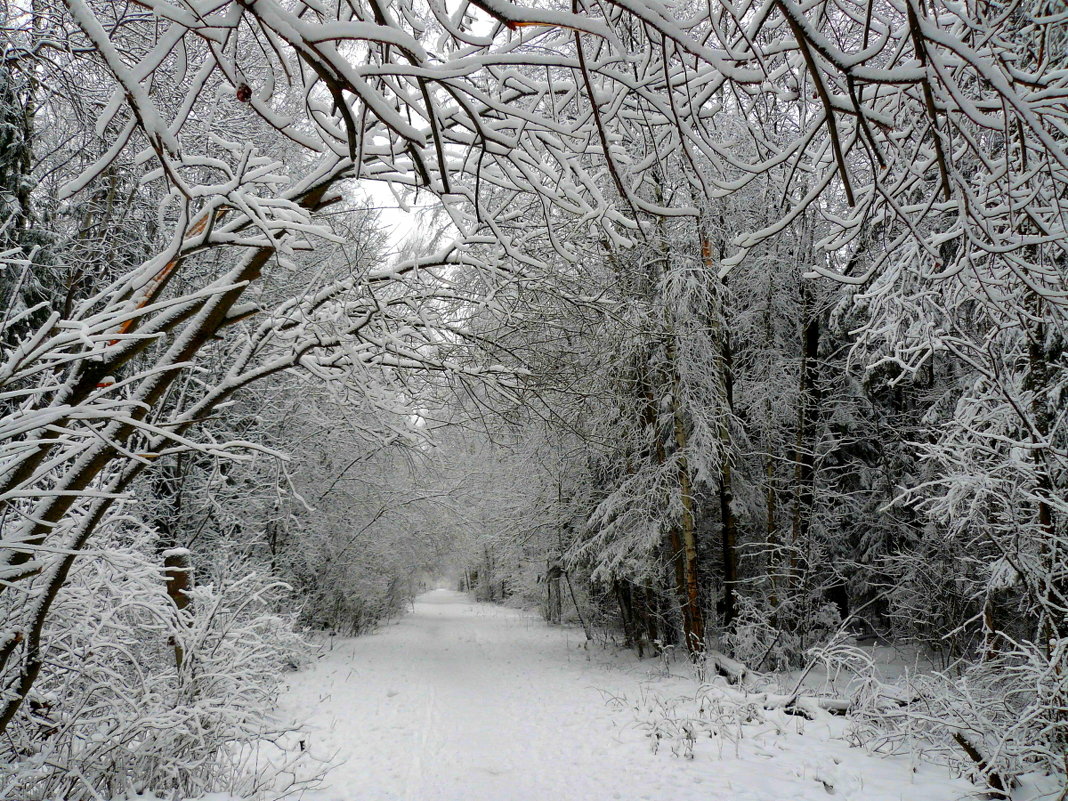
547, 560, 563, 624
668, 340, 705, 658
788, 281, 822, 585
717, 286, 738, 628
701, 235, 738, 629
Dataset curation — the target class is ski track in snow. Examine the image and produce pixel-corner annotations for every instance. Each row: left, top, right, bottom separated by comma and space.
284, 590, 976, 801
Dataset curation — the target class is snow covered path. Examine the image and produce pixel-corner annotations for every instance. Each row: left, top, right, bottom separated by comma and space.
285, 590, 975, 801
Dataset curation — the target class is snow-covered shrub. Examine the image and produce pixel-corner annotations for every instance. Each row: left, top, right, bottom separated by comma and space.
724, 595, 801, 671
725, 591, 843, 672
843, 640, 1067, 793
609, 681, 780, 761
0, 515, 320, 800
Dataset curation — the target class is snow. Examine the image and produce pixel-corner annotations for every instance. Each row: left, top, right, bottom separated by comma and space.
280, 591, 978, 801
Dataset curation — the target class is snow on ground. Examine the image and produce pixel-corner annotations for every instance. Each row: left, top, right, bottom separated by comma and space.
282, 590, 981, 801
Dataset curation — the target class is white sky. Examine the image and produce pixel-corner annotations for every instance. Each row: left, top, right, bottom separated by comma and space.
356, 180, 439, 251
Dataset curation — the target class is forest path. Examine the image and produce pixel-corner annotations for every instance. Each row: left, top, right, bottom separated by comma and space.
285, 590, 972, 801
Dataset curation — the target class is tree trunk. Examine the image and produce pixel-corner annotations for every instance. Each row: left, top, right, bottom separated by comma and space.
701, 234, 739, 630
639, 359, 692, 654
151, 457, 191, 669
1025, 313, 1065, 654
718, 293, 739, 628
766, 454, 779, 606
668, 345, 705, 658
163, 548, 193, 669
788, 281, 822, 585
547, 560, 563, 624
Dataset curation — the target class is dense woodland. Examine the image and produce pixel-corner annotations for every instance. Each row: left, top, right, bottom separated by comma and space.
0, 0, 1065, 798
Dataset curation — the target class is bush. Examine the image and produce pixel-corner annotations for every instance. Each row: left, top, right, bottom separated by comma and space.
0, 515, 321, 800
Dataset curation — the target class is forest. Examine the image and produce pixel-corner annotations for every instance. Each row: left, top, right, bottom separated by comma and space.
0, 0, 1065, 799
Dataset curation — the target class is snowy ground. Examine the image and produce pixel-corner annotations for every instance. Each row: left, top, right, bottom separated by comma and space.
282, 590, 983, 801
